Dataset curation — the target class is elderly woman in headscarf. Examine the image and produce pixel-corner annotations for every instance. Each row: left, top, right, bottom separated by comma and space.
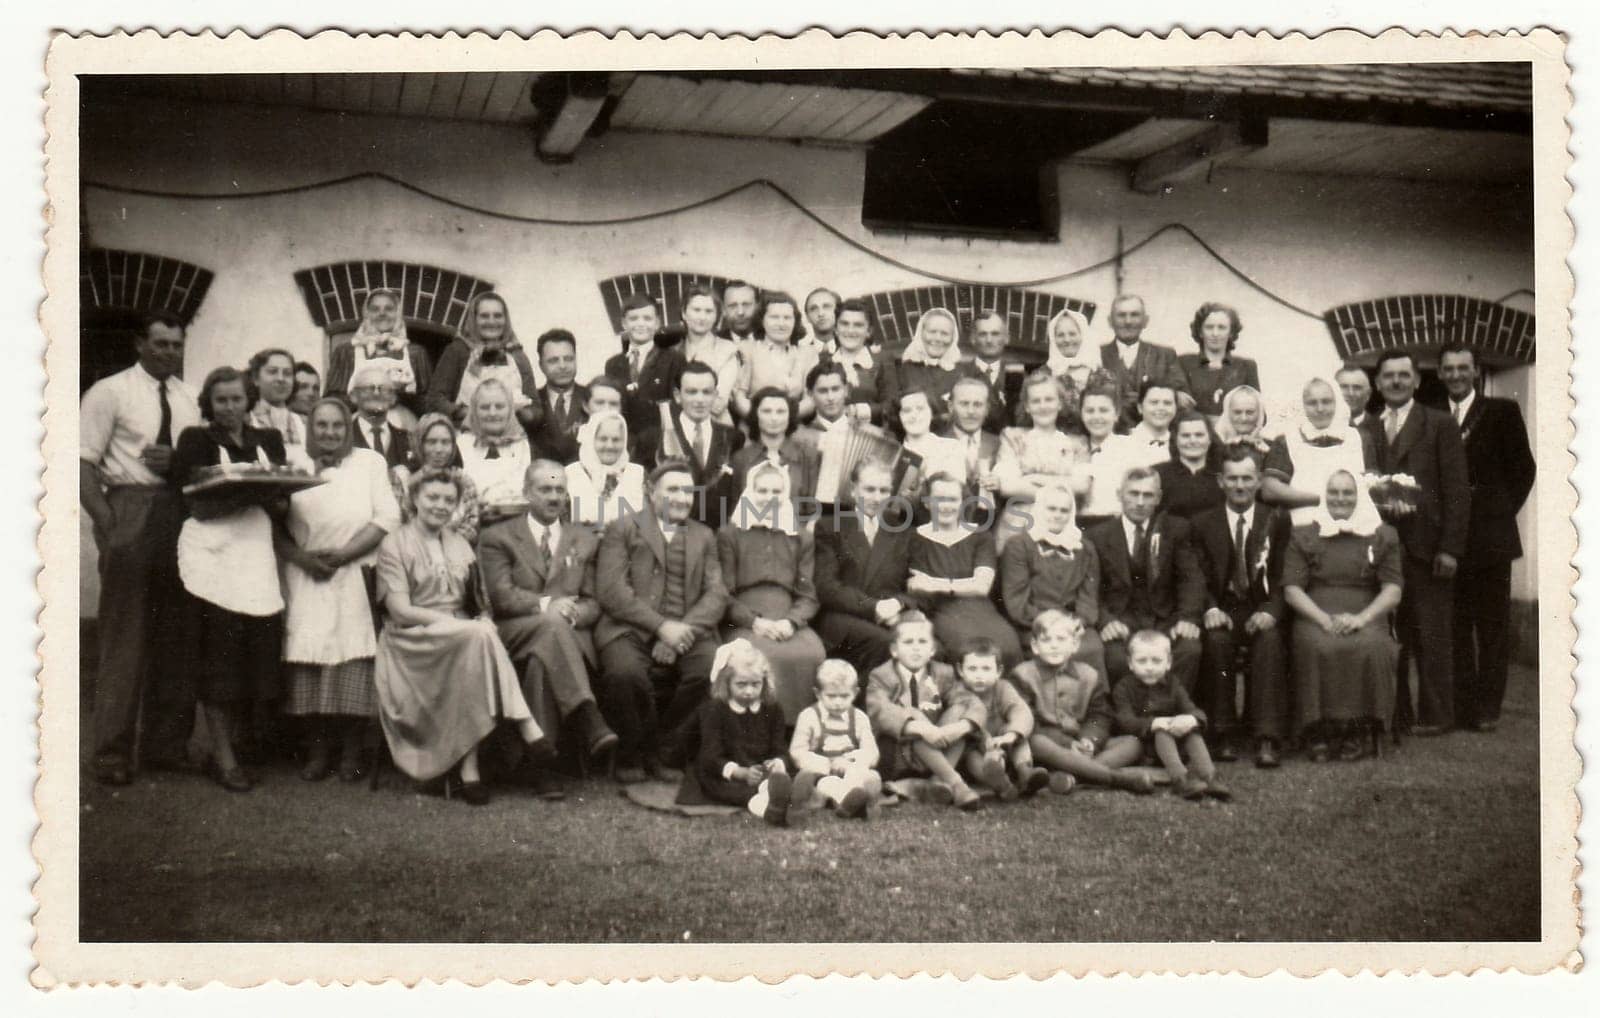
1282, 469, 1402, 762
392, 412, 481, 543
425, 290, 541, 431
326, 288, 434, 425
277, 397, 401, 783
1042, 306, 1116, 430
717, 459, 827, 723
455, 377, 535, 527
566, 409, 647, 528
1212, 383, 1273, 455
881, 307, 964, 435
1263, 377, 1378, 526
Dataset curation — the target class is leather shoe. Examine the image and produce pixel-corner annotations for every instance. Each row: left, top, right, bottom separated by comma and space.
1176, 775, 1208, 800
1307, 740, 1331, 763
612, 760, 648, 785
644, 758, 683, 784
94, 759, 132, 787
459, 780, 490, 806
1255, 739, 1281, 769
1203, 778, 1233, 801
208, 760, 253, 793
1338, 736, 1369, 762
1214, 736, 1239, 763
762, 771, 792, 827
527, 769, 567, 801
1468, 719, 1500, 733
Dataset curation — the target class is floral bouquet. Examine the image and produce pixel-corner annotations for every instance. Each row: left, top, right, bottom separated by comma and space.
1366, 472, 1420, 515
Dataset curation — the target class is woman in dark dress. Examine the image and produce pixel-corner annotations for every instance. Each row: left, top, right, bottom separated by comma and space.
171, 367, 290, 792
1155, 410, 1224, 520
1176, 302, 1261, 422
727, 387, 820, 511
1282, 470, 1403, 762
908, 473, 1024, 670
325, 288, 434, 423
424, 290, 541, 431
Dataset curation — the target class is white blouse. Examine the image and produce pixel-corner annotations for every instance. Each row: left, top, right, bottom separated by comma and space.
457, 434, 533, 508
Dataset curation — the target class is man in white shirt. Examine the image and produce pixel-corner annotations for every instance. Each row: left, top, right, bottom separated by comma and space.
79, 312, 201, 784
938, 376, 1001, 504
795, 361, 855, 504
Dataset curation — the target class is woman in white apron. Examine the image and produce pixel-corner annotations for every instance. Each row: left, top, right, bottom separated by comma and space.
1263, 377, 1375, 525
279, 397, 402, 782
170, 367, 290, 793
324, 288, 434, 427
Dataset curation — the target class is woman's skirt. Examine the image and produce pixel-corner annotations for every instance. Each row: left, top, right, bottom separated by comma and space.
283, 659, 378, 718
725, 585, 827, 725
374, 614, 537, 781
175, 588, 283, 706
1291, 617, 1398, 731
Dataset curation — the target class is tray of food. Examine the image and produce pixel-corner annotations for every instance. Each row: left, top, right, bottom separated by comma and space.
182, 463, 327, 499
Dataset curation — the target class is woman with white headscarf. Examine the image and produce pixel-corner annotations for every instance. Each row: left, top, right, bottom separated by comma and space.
1212, 383, 1272, 454
1042, 307, 1116, 430
325, 289, 434, 425
1263, 377, 1377, 526
718, 460, 827, 724
1282, 469, 1402, 762
565, 410, 646, 527
881, 307, 964, 434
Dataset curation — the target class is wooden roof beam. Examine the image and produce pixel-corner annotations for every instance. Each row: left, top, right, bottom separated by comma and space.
1130, 117, 1268, 194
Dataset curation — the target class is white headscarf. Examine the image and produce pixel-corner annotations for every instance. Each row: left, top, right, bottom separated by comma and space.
730, 458, 798, 536
900, 307, 962, 371
1293, 378, 1361, 447
1213, 384, 1269, 446
575, 410, 631, 482
1311, 470, 1384, 537
1027, 481, 1083, 553
1045, 307, 1099, 381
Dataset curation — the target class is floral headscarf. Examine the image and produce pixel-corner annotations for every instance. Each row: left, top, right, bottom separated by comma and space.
352, 288, 410, 357
900, 307, 962, 371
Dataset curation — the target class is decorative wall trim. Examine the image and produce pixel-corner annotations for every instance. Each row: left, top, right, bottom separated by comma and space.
597, 271, 763, 334
1323, 294, 1534, 365
853, 284, 1096, 351
80, 248, 214, 322
294, 261, 495, 334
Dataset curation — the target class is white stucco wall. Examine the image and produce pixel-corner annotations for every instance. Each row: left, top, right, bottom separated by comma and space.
77, 94, 1540, 612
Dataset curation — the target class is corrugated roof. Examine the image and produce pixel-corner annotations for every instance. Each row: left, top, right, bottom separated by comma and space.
950, 62, 1530, 114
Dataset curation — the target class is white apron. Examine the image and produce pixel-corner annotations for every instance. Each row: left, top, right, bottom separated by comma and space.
176, 444, 284, 617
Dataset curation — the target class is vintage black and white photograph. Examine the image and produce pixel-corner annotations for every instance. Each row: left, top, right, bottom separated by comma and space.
36, 29, 1577, 982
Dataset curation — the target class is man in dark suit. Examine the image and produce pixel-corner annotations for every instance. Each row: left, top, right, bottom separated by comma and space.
961, 310, 1028, 433
1439, 343, 1536, 732
939, 376, 1002, 513
1336, 361, 1375, 429
603, 294, 684, 439
634, 360, 744, 527
1192, 447, 1292, 767
480, 460, 618, 791
1086, 466, 1205, 689
530, 329, 588, 465
349, 366, 411, 469
1364, 348, 1471, 735
1098, 293, 1191, 427
595, 460, 729, 782
715, 279, 759, 342
814, 459, 925, 675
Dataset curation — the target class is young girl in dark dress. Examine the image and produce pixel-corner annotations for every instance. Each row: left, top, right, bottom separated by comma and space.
675, 639, 795, 826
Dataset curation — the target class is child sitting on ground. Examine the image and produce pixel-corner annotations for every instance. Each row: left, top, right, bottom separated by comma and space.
676, 639, 795, 826
864, 611, 986, 810
948, 638, 1050, 800
789, 659, 883, 819
1010, 610, 1156, 795
1111, 629, 1232, 802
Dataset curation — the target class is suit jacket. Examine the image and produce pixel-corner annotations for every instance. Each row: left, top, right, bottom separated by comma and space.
636, 407, 745, 527
478, 515, 601, 627
595, 507, 728, 650
864, 660, 981, 738
1190, 505, 1290, 619
1456, 395, 1535, 567
814, 511, 924, 620
822, 347, 888, 424
530, 384, 589, 465
936, 425, 1001, 480
350, 417, 412, 470
959, 356, 1029, 433
1363, 402, 1471, 561
604, 343, 684, 439
1112, 672, 1207, 738
1085, 514, 1206, 631
1099, 340, 1188, 426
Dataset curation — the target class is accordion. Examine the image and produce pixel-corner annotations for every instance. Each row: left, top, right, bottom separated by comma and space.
813, 422, 903, 504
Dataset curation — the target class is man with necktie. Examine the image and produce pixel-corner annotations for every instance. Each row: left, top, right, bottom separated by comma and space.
1192, 447, 1292, 766
937, 376, 1001, 508
1364, 348, 1470, 736
80, 312, 202, 784
1085, 466, 1205, 689
349, 364, 412, 469
604, 294, 683, 439
532, 329, 589, 465
960, 310, 1026, 434
1336, 361, 1375, 428
634, 361, 744, 527
1438, 342, 1536, 732
1097, 294, 1192, 428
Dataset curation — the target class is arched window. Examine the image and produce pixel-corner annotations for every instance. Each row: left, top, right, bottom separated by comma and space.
1323, 292, 1535, 404
293, 261, 496, 367
596, 270, 767, 336
853, 284, 1096, 363
80, 248, 214, 392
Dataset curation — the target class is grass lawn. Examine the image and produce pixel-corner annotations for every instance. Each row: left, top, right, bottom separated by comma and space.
78, 662, 1542, 944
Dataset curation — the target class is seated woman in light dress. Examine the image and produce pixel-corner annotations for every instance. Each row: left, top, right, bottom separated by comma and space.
992, 369, 1088, 549
373, 468, 544, 805
565, 410, 647, 528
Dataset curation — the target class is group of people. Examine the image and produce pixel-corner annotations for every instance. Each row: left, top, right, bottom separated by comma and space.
79, 279, 1536, 821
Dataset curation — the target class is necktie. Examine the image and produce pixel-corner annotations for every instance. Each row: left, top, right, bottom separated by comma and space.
485, 444, 500, 460
630, 348, 644, 382
1384, 409, 1399, 444
156, 379, 173, 447
965, 434, 980, 479
538, 528, 553, 571
1453, 402, 1464, 426
370, 422, 386, 458
1231, 514, 1249, 598
694, 422, 708, 466
1134, 522, 1151, 573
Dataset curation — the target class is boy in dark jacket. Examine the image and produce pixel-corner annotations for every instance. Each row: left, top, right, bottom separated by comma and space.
1112, 630, 1232, 802
948, 639, 1049, 801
